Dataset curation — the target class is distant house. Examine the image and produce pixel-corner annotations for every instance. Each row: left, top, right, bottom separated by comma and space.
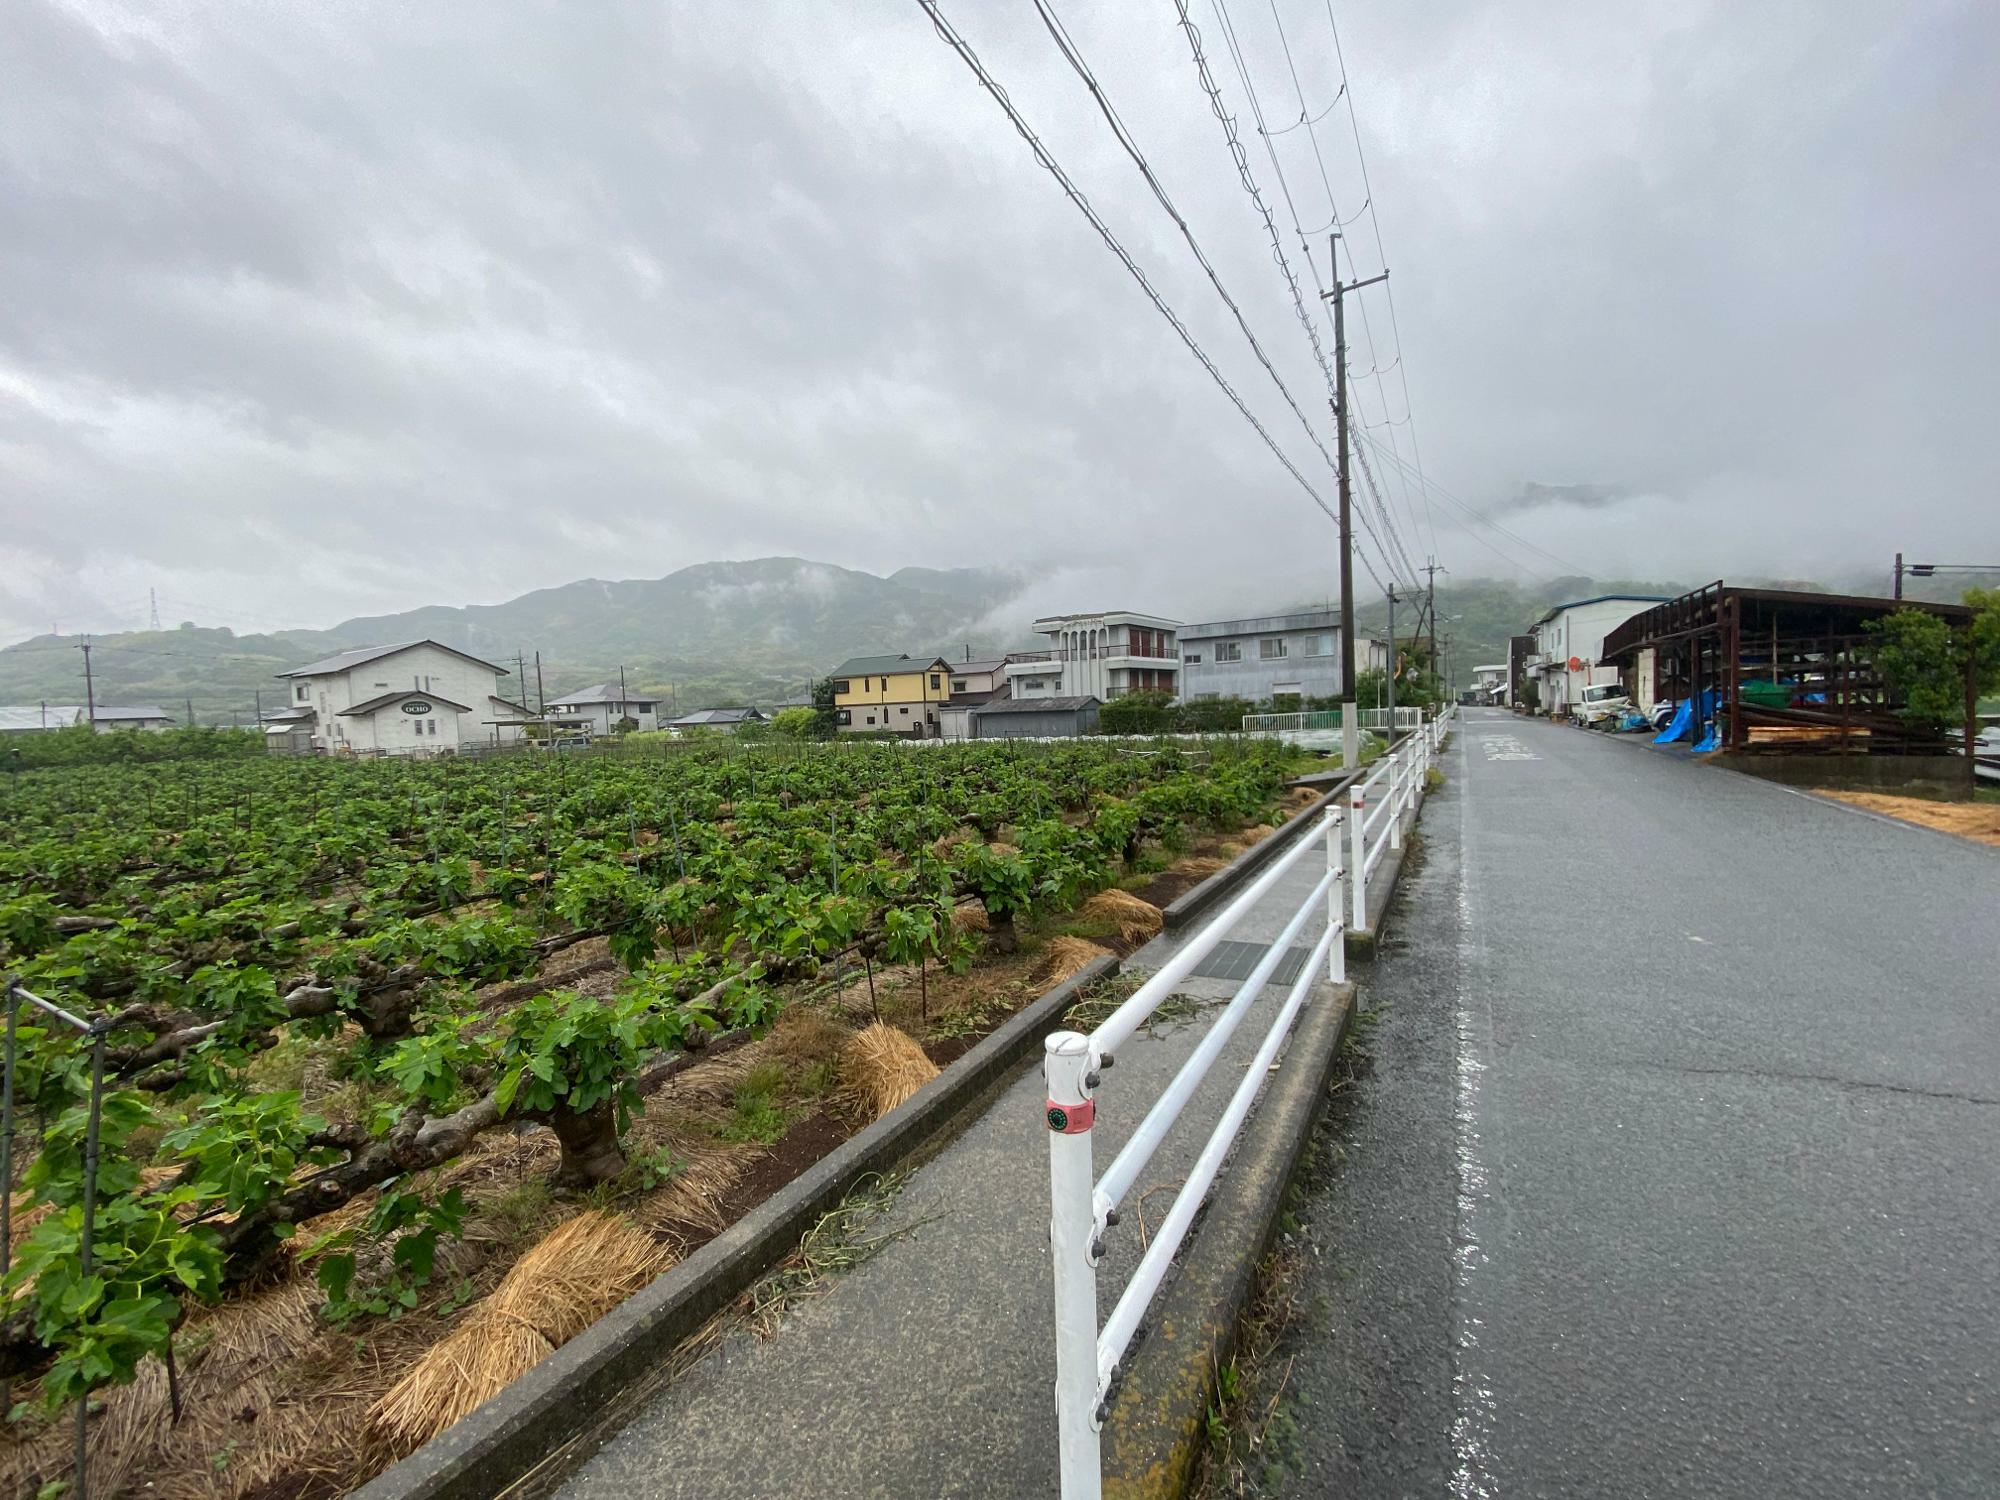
544, 684, 661, 737
1470, 665, 1509, 706
831, 655, 952, 736
0, 705, 83, 734
275, 640, 526, 754
967, 695, 1101, 740
89, 705, 175, 733
937, 656, 1011, 742
667, 707, 766, 731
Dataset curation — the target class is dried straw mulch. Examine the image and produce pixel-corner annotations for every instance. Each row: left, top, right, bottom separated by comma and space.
839, 1023, 938, 1120
371, 1212, 671, 1449
1038, 936, 1114, 986
1079, 888, 1163, 945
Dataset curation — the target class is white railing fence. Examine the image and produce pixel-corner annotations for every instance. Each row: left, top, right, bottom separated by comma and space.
1042, 704, 1453, 1497
1239, 705, 1426, 735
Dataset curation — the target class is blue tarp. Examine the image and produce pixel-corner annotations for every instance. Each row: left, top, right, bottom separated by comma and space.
1654, 699, 1693, 744
1655, 689, 1721, 748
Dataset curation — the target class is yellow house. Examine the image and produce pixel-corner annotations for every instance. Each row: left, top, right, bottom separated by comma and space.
831, 654, 952, 736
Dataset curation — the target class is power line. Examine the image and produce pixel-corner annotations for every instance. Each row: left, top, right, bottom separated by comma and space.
1354, 425, 1591, 577
1028, 0, 1409, 590
915, 0, 1393, 592
1167, 0, 1418, 588
1202, 0, 1430, 575
1258, 0, 1439, 562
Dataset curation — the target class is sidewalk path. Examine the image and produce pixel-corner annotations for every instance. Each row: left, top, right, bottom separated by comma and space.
553, 827, 1345, 1500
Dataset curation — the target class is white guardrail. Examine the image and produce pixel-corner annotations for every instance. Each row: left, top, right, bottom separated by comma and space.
1042, 705, 1453, 1498
1240, 705, 1425, 734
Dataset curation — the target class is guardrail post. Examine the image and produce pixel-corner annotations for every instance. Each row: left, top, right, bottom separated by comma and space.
1349, 783, 1366, 930
1045, 1031, 1103, 1500
1324, 812, 1346, 983
1388, 755, 1403, 850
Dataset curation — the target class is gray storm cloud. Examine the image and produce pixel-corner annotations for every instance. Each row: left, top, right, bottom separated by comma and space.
1, 0, 1994, 640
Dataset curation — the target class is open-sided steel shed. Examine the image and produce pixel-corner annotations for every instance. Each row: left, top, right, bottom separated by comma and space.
1601, 582, 1978, 760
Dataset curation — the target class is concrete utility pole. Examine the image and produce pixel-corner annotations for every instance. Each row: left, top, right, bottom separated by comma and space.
185, 696, 195, 728
1323, 233, 1389, 767
1384, 585, 1400, 733
1893, 552, 1904, 601
1422, 558, 1447, 694
534, 651, 545, 713
253, 688, 262, 727
513, 652, 527, 704
618, 663, 628, 710
79, 641, 96, 729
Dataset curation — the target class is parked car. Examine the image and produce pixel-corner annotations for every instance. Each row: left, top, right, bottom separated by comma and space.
1572, 682, 1632, 727
1649, 700, 1677, 731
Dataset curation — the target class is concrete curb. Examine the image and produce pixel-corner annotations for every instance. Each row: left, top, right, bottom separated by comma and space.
1162, 773, 1357, 932
1099, 980, 1356, 1499
353, 953, 1122, 1500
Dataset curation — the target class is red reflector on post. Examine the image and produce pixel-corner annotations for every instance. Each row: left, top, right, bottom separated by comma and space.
1046, 1098, 1095, 1133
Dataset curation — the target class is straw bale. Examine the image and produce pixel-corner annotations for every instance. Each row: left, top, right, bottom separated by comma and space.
839, 1023, 938, 1120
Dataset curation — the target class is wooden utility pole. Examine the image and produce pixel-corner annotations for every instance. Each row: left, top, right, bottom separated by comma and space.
534, 651, 545, 713
79, 641, 96, 728
1322, 235, 1389, 755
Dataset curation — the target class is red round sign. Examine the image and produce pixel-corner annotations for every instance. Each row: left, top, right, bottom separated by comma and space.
1567, 656, 1583, 671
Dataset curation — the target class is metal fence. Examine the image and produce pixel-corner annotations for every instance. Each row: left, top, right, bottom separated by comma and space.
2, 977, 111, 1500
1240, 705, 1426, 734
1040, 706, 1450, 1497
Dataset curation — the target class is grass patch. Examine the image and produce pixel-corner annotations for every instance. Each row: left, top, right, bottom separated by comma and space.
482, 1178, 554, 1241
717, 1062, 804, 1144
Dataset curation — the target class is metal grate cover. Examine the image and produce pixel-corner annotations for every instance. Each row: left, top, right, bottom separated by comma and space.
1187, 939, 1312, 986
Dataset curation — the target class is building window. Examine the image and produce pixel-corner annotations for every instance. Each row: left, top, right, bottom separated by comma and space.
427, 719, 437, 735
952, 679, 967, 692
833, 680, 850, 694
866, 714, 876, 726
1182, 652, 1202, 665
296, 683, 309, 702
1259, 638, 1287, 660
900, 705, 911, 715
930, 674, 941, 690
1304, 633, 1334, 657
1215, 641, 1243, 663
836, 709, 852, 726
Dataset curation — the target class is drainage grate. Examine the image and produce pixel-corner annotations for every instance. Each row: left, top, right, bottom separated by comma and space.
1187, 939, 1313, 986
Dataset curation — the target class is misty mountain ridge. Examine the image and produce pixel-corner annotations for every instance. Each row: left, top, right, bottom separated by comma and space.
4, 558, 1986, 725
0, 558, 1032, 723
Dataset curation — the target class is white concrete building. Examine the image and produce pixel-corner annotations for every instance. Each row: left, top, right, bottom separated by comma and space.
1178, 610, 1389, 702
1005, 611, 1181, 701
1470, 664, 1509, 705
89, 705, 175, 732
1526, 595, 1670, 717
544, 683, 661, 737
275, 641, 530, 754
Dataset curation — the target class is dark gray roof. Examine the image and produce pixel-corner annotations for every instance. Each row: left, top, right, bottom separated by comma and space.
547, 683, 658, 707
970, 695, 1100, 715
277, 640, 508, 679
338, 690, 474, 717
87, 705, 173, 722
941, 687, 1005, 708
670, 707, 765, 726
831, 653, 949, 677
950, 658, 1009, 675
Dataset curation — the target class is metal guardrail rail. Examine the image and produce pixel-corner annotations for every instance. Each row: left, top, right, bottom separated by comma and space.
1041, 706, 1452, 1496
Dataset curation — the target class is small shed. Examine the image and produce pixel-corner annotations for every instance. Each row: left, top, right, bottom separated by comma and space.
967, 695, 1101, 740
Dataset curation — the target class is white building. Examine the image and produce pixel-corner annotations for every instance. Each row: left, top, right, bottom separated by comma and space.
1526, 595, 1669, 717
0, 705, 83, 734
1178, 610, 1389, 702
1470, 664, 1509, 705
275, 641, 531, 754
90, 705, 175, 733
544, 683, 661, 737
1005, 611, 1181, 701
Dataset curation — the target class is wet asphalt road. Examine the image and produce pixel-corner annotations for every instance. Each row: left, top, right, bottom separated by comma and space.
1251, 709, 2000, 1498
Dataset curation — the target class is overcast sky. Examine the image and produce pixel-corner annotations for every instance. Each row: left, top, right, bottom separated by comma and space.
2, 0, 1994, 643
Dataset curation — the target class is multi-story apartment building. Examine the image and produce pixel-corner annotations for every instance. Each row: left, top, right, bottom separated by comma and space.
1177, 609, 1388, 702
830, 653, 952, 735
1004, 611, 1181, 701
